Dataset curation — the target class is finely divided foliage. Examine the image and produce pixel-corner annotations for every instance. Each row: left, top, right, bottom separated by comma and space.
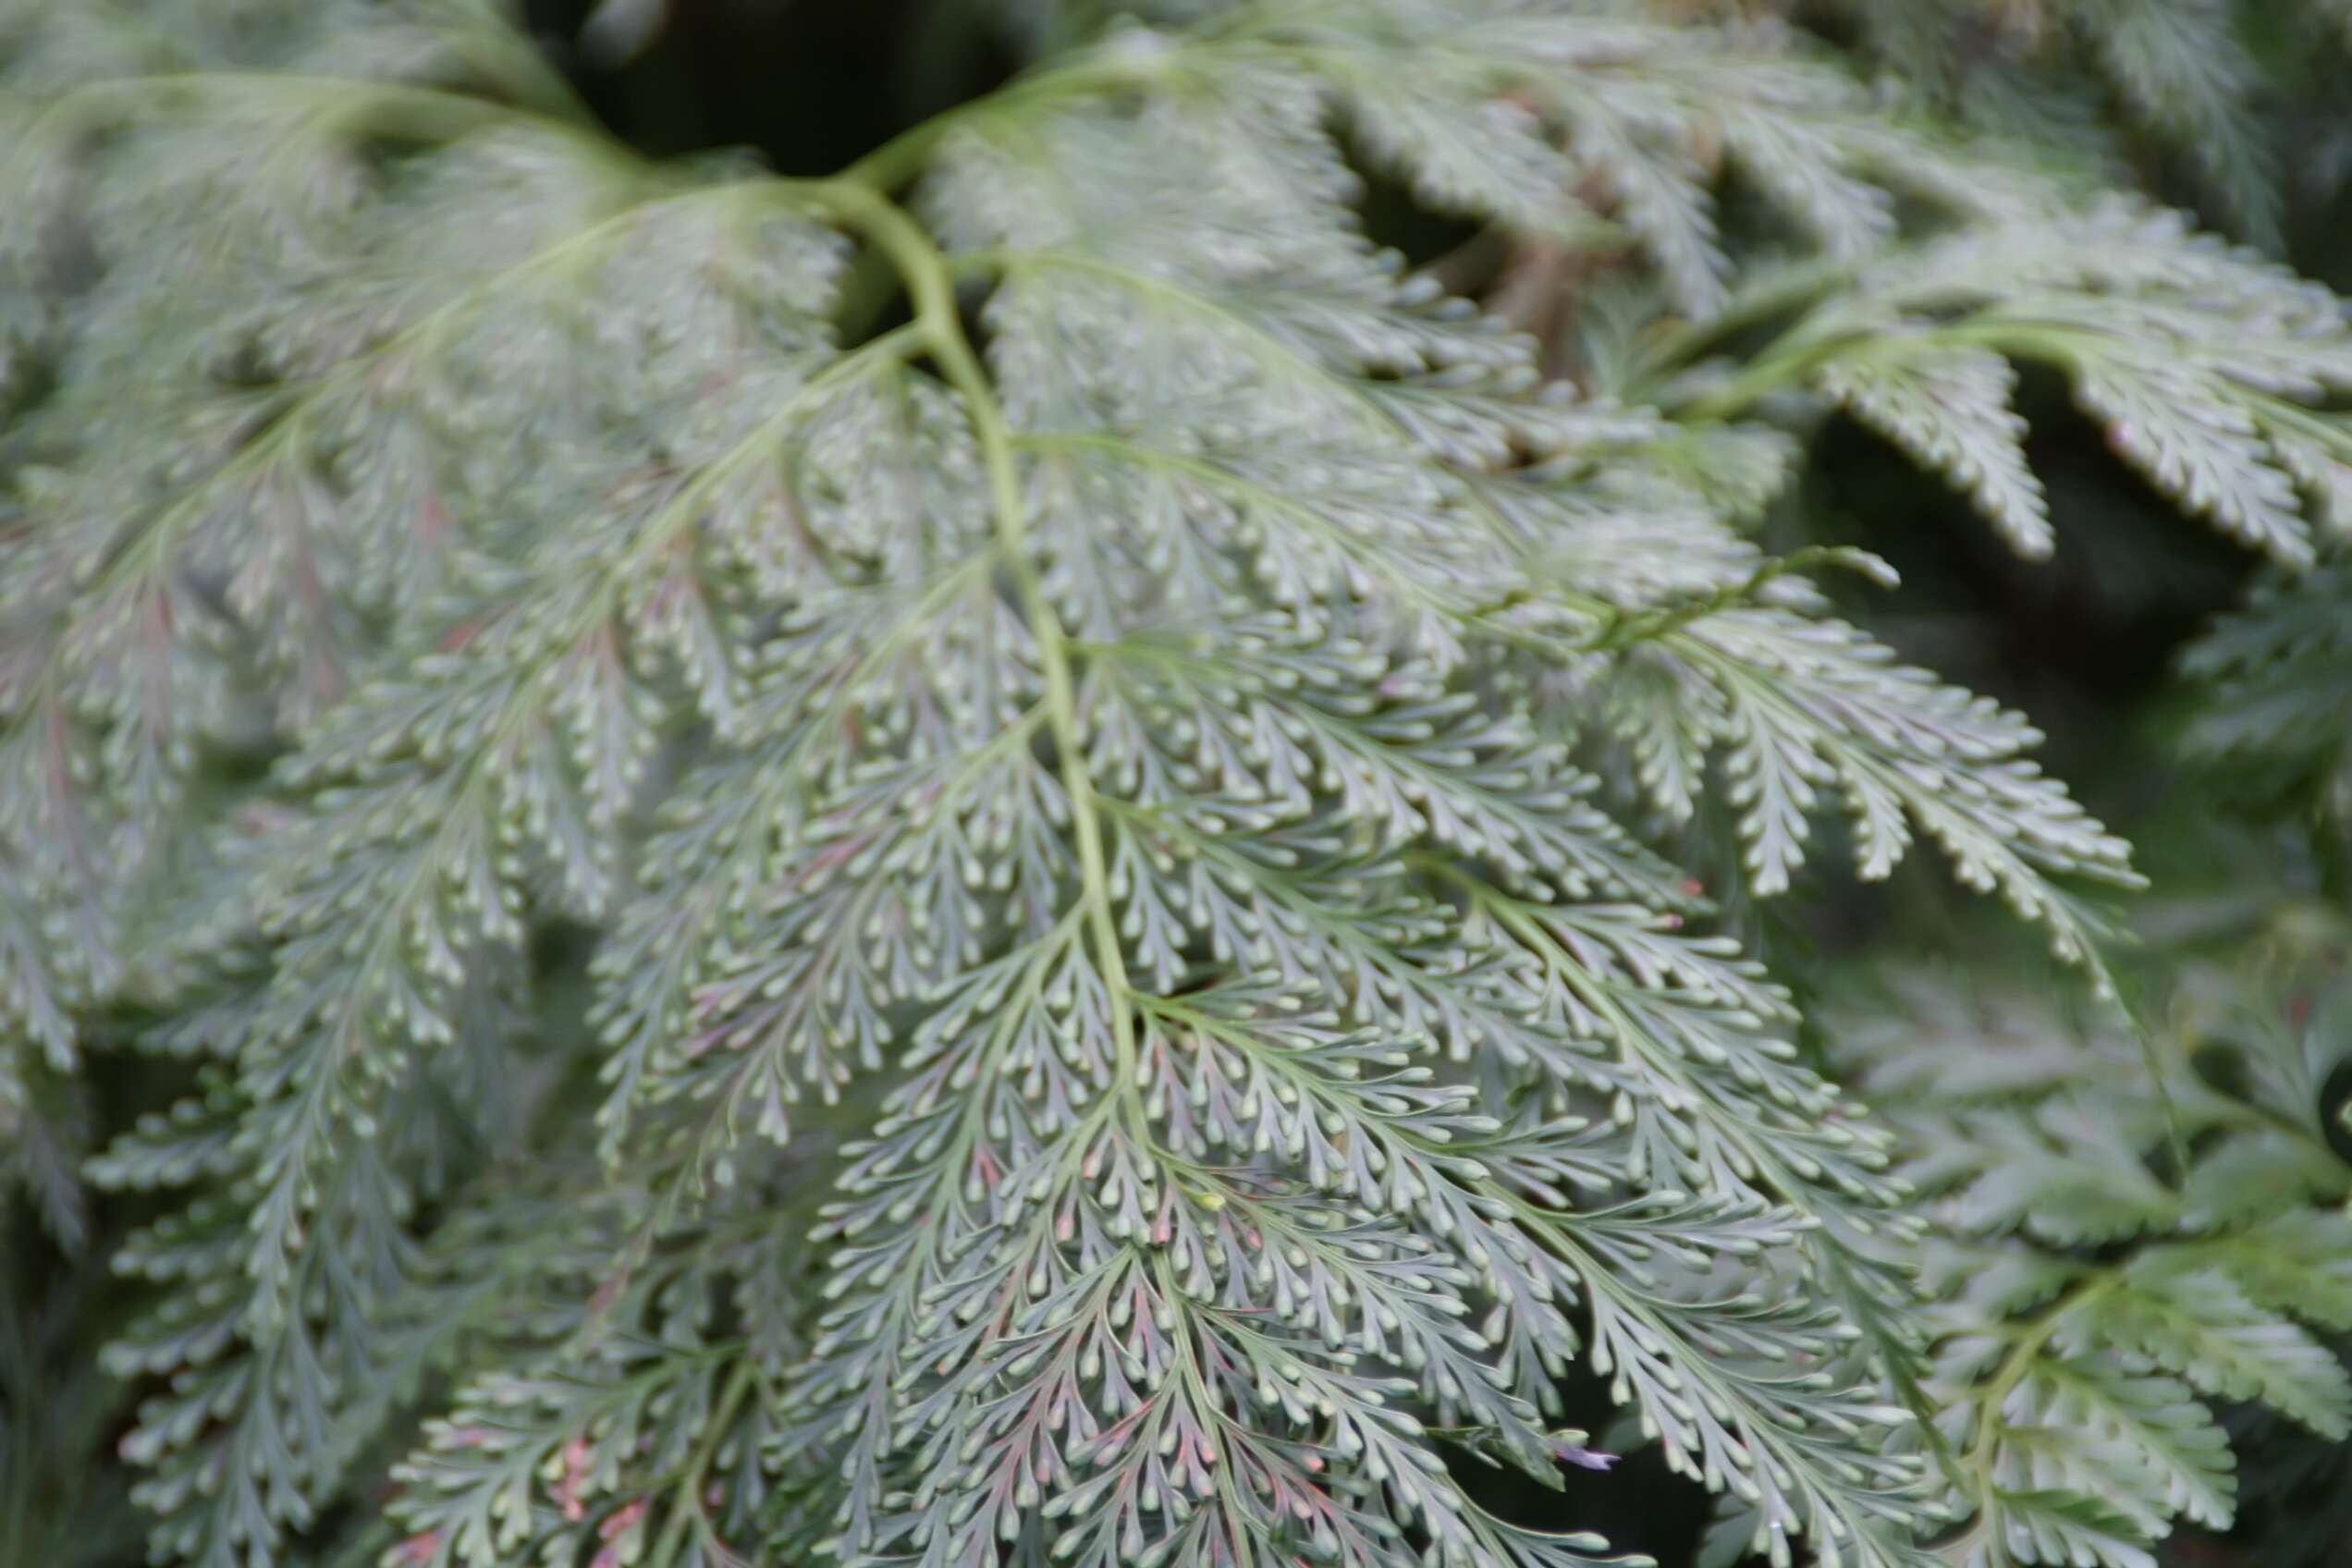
1831, 943, 2352, 1568
2182, 554, 2352, 811
1, 3, 2349, 1568
1825, 0, 2352, 253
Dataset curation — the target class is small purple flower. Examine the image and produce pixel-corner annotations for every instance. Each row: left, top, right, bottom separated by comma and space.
1550, 1436, 1619, 1473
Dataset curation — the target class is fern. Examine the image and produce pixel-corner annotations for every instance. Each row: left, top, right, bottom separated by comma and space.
1605, 200, 2352, 567
1812, 0, 2352, 250
1829, 884, 2352, 1568
2181, 553, 2352, 816
3, 4, 2349, 1568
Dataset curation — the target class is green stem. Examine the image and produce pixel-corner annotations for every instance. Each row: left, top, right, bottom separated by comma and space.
647, 1361, 758, 1568
1954, 1272, 2119, 1502
838, 46, 1183, 194
1573, 544, 1896, 652
802, 182, 1142, 1096
1672, 330, 1865, 421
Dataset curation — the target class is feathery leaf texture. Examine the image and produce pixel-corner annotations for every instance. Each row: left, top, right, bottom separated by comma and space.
1825, 0, 2337, 247
1831, 949, 2352, 1568
0, 3, 2346, 1568
1641, 203, 2352, 567
2181, 553, 2352, 815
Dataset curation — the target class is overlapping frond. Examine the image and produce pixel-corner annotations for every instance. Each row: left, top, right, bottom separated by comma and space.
2, 4, 2346, 1568
1821, 0, 2321, 246
2180, 554, 2352, 814
1636, 202, 2352, 567
1272, 0, 2058, 321
1830, 942, 2352, 1568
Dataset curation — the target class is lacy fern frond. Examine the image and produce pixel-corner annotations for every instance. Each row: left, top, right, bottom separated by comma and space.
1831, 918, 2352, 1568
2180, 554, 2352, 815
1816, 0, 2352, 248
1625, 202, 2352, 567
3, 5, 2349, 1568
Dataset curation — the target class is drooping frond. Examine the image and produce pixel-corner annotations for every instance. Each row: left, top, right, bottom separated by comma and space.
2180, 554, 2352, 815
1636, 202, 2352, 567
0, 4, 2346, 1568
1829, 937, 2352, 1568
1817, 0, 2322, 248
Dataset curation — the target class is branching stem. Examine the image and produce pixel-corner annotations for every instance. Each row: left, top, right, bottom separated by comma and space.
1942, 1271, 2121, 1547
647, 1361, 758, 1568
799, 181, 1144, 1099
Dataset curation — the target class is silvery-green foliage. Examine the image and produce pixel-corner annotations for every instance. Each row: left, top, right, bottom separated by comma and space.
1829, 906, 2352, 1568
1623, 203, 2352, 569
2181, 554, 2352, 816
2, 4, 2348, 1568
1804, 0, 2352, 249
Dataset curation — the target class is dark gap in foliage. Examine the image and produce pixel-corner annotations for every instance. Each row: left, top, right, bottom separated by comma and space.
2318, 1061, 2352, 1168
1340, 140, 1491, 275
1804, 367, 2252, 834
0, 1204, 149, 1567
1781, 0, 1867, 54
0, 344, 56, 433
835, 245, 918, 351
1777, 840, 1981, 1007
1713, 170, 1830, 264
521, 0, 1025, 172
1436, 1365, 1711, 1566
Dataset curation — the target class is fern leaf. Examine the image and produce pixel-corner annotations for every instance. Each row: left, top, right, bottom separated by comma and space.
1, 6, 2344, 1568
1819, 344, 2052, 558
